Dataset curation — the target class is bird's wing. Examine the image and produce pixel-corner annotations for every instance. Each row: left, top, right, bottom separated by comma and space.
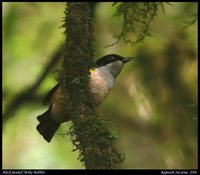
43, 83, 60, 105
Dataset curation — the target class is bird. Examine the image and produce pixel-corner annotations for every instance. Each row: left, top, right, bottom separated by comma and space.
36, 54, 131, 142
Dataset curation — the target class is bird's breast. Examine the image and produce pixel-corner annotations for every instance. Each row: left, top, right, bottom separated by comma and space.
50, 68, 114, 123
89, 68, 114, 104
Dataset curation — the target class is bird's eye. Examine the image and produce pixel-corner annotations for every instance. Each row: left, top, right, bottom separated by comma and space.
111, 56, 115, 60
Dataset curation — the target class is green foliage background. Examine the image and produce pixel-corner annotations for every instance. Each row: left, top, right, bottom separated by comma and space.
3, 2, 197, 169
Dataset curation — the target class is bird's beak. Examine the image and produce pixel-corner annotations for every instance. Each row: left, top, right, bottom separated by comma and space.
123, 57, 133, 64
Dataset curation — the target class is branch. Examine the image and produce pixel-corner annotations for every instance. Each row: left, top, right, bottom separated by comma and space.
3, 45, 63, 123
106, 2, 169, 47
61, 2, 124, 169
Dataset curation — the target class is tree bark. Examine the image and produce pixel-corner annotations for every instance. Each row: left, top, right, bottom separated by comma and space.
62, 2, 124, 169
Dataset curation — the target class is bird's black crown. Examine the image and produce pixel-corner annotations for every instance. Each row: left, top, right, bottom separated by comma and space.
95, 54, 126, 67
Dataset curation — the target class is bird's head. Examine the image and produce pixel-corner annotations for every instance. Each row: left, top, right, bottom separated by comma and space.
94, 54, 132, 78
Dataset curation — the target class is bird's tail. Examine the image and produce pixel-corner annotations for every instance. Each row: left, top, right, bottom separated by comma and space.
36, 108, 60, 142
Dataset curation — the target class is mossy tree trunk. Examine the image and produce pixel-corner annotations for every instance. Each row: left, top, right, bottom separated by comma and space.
60, 2, 124, 169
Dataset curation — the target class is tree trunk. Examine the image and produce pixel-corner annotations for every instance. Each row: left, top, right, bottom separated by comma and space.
62, 2, 124, 169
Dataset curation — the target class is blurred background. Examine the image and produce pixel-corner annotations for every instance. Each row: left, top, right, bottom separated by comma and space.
2, 2, 197, 169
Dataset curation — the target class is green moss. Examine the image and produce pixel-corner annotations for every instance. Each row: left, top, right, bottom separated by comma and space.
68, 115, 125, 168
108, 2, 169, 46
60, 2, 124, 169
